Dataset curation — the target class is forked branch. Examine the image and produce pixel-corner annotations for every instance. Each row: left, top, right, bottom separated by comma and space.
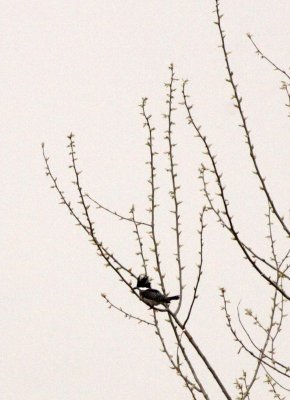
215, 0, 290, 238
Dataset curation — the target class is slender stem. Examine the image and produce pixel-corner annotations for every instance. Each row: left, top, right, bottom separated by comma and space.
182, 83, 290, 300
247, 34, 290, 81
140, 98, 166, 294
168, 313, 211, 400
215, 0, 290, 238
168, 310, 233, 400
101, 293, 154, 326
164, 64, 184, 314
130, 206, 148, 275
221, 290, 290, 379
243, 285, 279, 397
200, 165, 290, 282
262, 365, 290, 393
281, 82, 290, 118
86, 193, 150, 227
183, 207, 206, 328
42, 142, 138, 298
153, 311, 197, 399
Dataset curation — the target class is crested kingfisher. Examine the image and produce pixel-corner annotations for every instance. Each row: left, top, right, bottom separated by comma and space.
133, 275, 179, 307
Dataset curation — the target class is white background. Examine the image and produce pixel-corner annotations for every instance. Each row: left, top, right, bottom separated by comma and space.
1, 1, 289, 399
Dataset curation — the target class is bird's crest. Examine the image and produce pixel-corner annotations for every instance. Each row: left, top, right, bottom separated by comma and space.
136, 274, 151, 288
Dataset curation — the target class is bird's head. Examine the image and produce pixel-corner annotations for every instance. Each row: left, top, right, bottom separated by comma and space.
133, 274, 151, 289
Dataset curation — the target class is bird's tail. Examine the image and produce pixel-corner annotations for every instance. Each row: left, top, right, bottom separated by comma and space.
167, 295, 180, 301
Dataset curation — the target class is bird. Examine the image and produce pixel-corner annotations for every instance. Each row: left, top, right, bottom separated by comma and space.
133, 275, 180, 307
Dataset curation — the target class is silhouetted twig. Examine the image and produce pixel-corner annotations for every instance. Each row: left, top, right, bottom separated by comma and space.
247, 33, 290, 81
215, 0, 290, 238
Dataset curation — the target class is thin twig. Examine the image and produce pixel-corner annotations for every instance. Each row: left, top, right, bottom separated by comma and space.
215, 0, 290, 238
140, 98, 166, 294
262, 365, 290, 393
243, 284, 280, 397
168, 313, 210, 400
237, 305, 290, 377
183, 207, 207, 328
42, 142, 144, 320
67, 134, 138, 280
220, 289, 290, 379
164, 64, 184, 314
247, 33, 290, 81
86, 193, 150, 227
153, 311, 198, 399
101, 293, 154, 326
167, 309, 233, 400
182, 84, 290, 300
281, 81, 290, 118
264, 373, 288, 400
200, 165, 290, 282
130, 205, 148, 275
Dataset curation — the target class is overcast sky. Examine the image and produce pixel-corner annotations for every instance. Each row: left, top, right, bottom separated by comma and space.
1, 1, 290, 399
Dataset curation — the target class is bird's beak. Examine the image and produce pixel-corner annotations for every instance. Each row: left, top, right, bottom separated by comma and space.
133, 286, 138, 290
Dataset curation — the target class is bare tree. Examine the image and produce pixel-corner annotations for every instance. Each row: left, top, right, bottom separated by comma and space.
42, 1, 289, 399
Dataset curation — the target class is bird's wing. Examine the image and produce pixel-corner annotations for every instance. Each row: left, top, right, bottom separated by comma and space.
142, 289, 165, 302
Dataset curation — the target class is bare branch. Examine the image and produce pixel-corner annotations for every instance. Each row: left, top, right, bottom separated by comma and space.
281, 81, 290, 118
67, 134, 138, 280
140, 98, 166, 294
164, 63, 184, 314
264, 373, 288, 400
183, 207, 207, 328
168, 314, 210, 400
101, 293, 154, 326
153, 311, 198, 399
199, 165, 290, 282
247, 33, 290, 81
182, 84, 290, 300
130, 206, 149, 275
86, 193, 150, 227
220, 289, 290, 380
215, 0, 290, 238
167, 309, 233, 400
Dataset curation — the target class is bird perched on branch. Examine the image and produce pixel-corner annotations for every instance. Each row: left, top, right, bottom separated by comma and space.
133, 275, 179, 307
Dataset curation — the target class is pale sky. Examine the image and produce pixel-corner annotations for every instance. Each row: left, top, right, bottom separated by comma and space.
1, 1, 290, 399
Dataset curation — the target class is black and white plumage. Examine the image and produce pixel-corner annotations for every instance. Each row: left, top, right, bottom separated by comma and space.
139, 289, 180, 307
134, 275, 179, 307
